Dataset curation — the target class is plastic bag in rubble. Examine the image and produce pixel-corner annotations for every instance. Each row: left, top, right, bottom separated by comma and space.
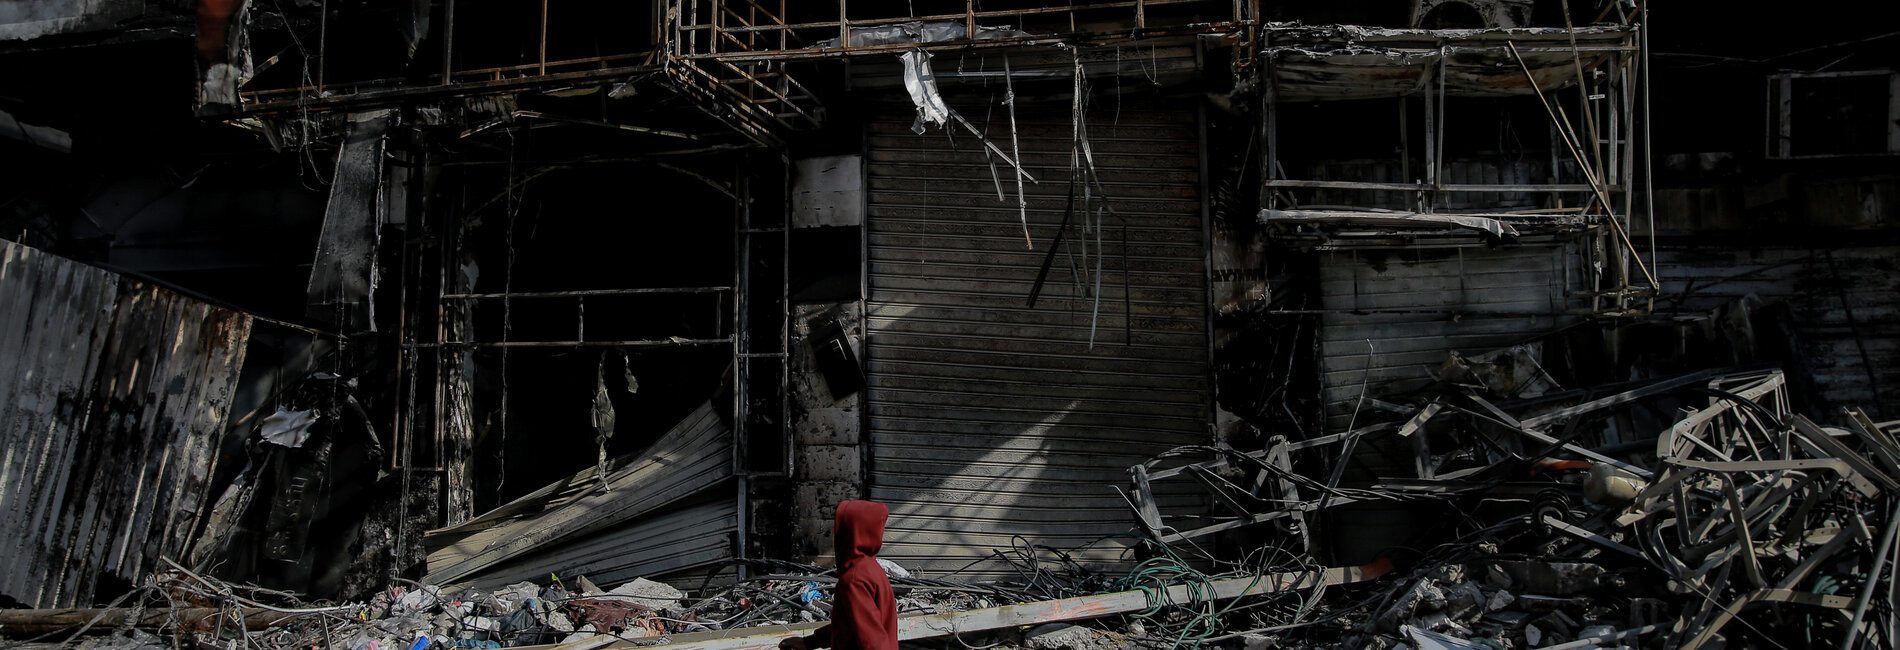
797, 581, 824, 604
493, 608, 538, 645
878, 558, 911, 578
491, 582, 542, 612
400, 585, 446, 612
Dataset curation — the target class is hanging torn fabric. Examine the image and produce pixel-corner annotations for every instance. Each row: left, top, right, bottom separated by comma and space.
592, 349, 638, 488
900, 50, 952, 134
898, 49, 1039, 185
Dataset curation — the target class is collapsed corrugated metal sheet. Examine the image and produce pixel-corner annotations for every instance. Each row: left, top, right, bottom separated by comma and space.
440, 499, 737, 591
0, 239, 252, 608
423, 401, 734, 589
1317, 243, 1586, 429
1263, 24, 1634, 100
1655, 243, 1900, 418
863, 97, 1211, 578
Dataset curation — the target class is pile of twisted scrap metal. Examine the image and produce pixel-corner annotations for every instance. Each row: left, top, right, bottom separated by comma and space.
1127, 364, 1900, 649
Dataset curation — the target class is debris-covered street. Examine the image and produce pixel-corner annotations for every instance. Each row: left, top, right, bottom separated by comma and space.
5, 1, 1900, 649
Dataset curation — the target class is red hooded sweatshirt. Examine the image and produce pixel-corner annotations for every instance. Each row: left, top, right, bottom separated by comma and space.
801, 501, 898, 650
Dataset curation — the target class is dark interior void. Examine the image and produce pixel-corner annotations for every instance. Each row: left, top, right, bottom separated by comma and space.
1418, 1, 1488, 29
1201, 100, 1328, 442
240, 2, 661, 91
1, 39, 329, 322
439, 159, 739, 509
1643, 1, 1900, 160
1268, 96, 1566, 211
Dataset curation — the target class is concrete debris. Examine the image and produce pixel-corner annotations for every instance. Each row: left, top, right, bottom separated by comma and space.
1023, 623, 1125, 650
602, 577, 686, 610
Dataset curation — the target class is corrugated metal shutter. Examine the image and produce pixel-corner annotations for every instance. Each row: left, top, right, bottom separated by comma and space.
864, 98, 1210, 579
0, 240, 252, 608
1317, 243, 1585, 429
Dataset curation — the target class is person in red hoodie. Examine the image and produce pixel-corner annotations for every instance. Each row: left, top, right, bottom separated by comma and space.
780, 501, 899, 650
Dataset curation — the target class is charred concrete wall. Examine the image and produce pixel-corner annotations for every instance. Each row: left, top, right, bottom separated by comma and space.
789, 302, 865, 562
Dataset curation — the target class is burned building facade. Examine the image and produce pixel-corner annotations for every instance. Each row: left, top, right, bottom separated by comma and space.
5, 1, 1900, 648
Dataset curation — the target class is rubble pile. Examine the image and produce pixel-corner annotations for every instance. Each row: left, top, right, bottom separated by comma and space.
0, 557, 1047, 650
6, 363, 1897, 650
1128, 363, 1900, 649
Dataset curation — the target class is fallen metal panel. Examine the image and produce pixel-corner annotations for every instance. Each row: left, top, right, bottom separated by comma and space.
1316, 245, 1585, 430
423, 401, 734, 588
0, 240, 252, 608
306, 110, 393, 330
442, 498, 739, 592
863, 96, 1209, 580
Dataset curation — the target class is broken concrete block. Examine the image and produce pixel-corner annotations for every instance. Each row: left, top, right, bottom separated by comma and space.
1024, 623, 1123, 650
1484, 590, 1515, 613
603, 577, 685, 609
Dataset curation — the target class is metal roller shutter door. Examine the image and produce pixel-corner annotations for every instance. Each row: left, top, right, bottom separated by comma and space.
864, 97, 1210, 579
1316, 244, 1586, 430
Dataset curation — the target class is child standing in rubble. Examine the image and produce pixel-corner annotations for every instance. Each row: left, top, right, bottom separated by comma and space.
780, 501, 899, 650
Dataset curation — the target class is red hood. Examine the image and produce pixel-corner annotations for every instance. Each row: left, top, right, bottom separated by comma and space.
833, 500, 887, 568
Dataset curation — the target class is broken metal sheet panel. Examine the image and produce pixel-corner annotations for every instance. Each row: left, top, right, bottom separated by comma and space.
306, 110, 392, 331
1317, 245, 1586, 430
1262, 209, 1520, 239
0, 240, 252, 608
0, 107, 72, 153
792, 155, 864, 228
0, 0, 142, 41
442, 498, 738, 592
424, 401, 733, 588
863, 98, 1210, 580
1261, 24, 1633, 101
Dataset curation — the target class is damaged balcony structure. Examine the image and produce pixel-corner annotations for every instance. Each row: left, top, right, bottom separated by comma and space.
1254, 22, 1652, 433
